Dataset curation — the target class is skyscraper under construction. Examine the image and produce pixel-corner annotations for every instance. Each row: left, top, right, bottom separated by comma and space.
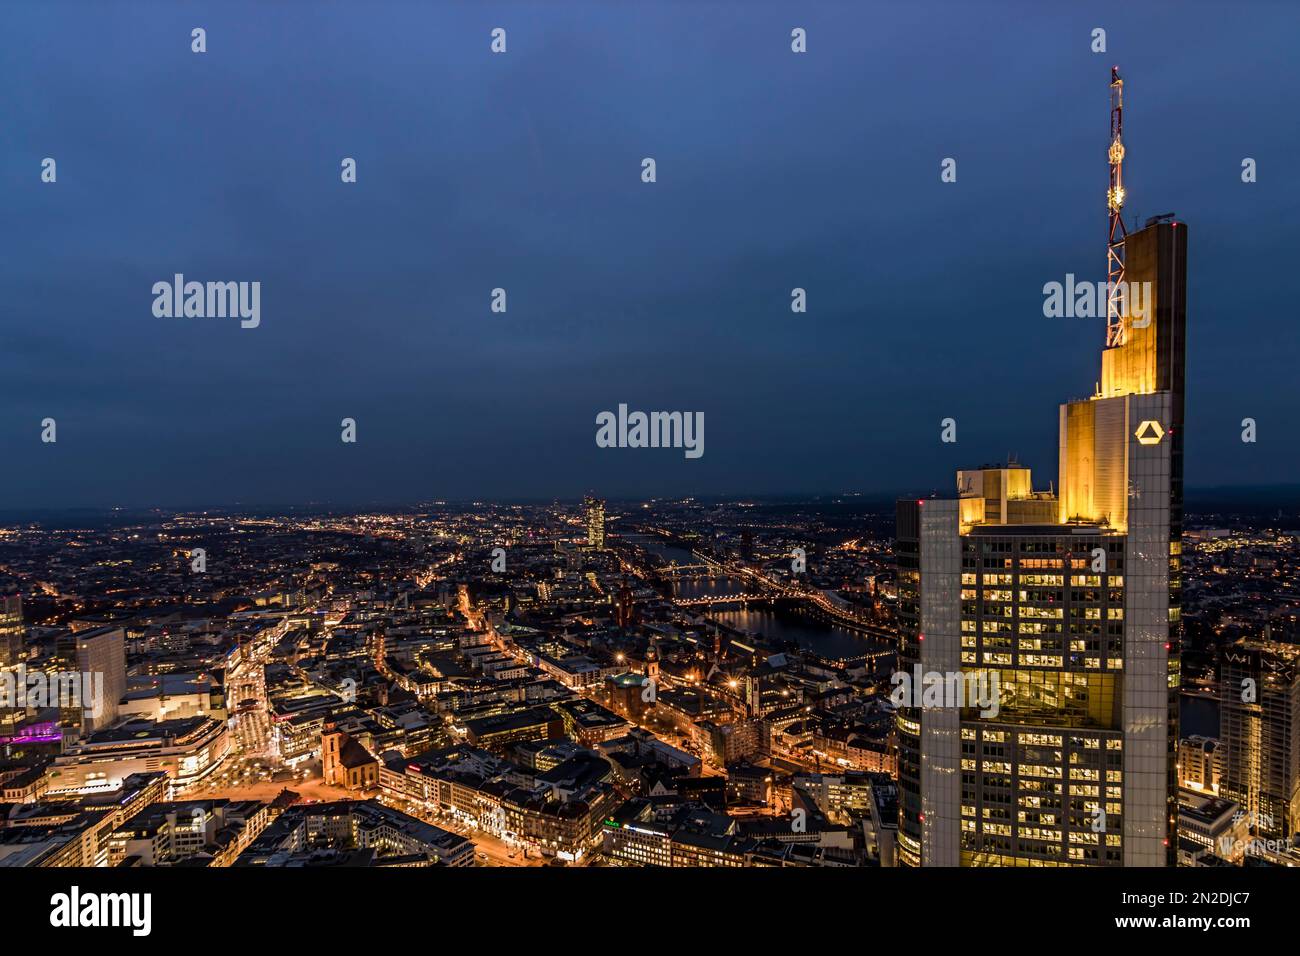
895, 69, 1185, 866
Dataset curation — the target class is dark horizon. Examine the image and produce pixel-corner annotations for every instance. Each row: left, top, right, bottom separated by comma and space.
1, 481, 1295, 522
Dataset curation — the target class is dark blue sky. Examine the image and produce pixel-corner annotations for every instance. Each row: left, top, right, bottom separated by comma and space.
3, 1, 1298, 508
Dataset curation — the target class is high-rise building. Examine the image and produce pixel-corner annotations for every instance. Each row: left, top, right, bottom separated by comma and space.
0, 595, 24, 666
895, 70, 1184, 867
56, 626, 126, 735
585, 495, 605, 550
1178, 735, 1220, 792
1218, 639, 1300, 841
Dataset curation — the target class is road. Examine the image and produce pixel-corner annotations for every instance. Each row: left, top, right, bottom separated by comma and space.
225, 625, 283, 757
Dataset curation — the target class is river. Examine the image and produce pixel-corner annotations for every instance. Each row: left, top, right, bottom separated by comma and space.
626, 533, 891, 662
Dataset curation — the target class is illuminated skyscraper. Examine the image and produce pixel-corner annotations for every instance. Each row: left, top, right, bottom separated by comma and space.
585, 495, 606, 550
895, 70, 1184, 867
55, 626, 126, 735
0, 595, 23, 666
1218, 639, 1300, 842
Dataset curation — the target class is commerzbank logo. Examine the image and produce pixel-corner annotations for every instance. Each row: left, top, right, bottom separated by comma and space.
1134, 420, 1165, 445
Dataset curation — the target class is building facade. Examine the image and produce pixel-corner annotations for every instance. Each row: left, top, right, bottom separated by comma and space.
585, 496, 605, 550
896, 218, 1187, 867
1218, 639, 1300, 841
0, 596, 24, 666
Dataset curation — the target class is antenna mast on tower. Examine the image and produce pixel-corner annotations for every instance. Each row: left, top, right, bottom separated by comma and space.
1106, 66, 1128, 348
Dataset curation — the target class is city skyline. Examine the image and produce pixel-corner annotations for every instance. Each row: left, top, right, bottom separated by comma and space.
2, 492, 1295, 873
1, 5, 1297, 932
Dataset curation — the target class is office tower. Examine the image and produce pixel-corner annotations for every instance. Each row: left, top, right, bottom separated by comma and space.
1178, 735, 1219, 791
585, 495, 606, 550
895, 69, 1184, 866
55, 626, 126, 734
1218, 639, 1300, 841
0, 595, 23, 666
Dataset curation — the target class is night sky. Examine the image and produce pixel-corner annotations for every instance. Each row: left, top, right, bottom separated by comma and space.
3, 1, 1298, 508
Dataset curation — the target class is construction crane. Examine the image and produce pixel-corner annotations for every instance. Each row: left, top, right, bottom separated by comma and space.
1106, 66, 1128, 348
